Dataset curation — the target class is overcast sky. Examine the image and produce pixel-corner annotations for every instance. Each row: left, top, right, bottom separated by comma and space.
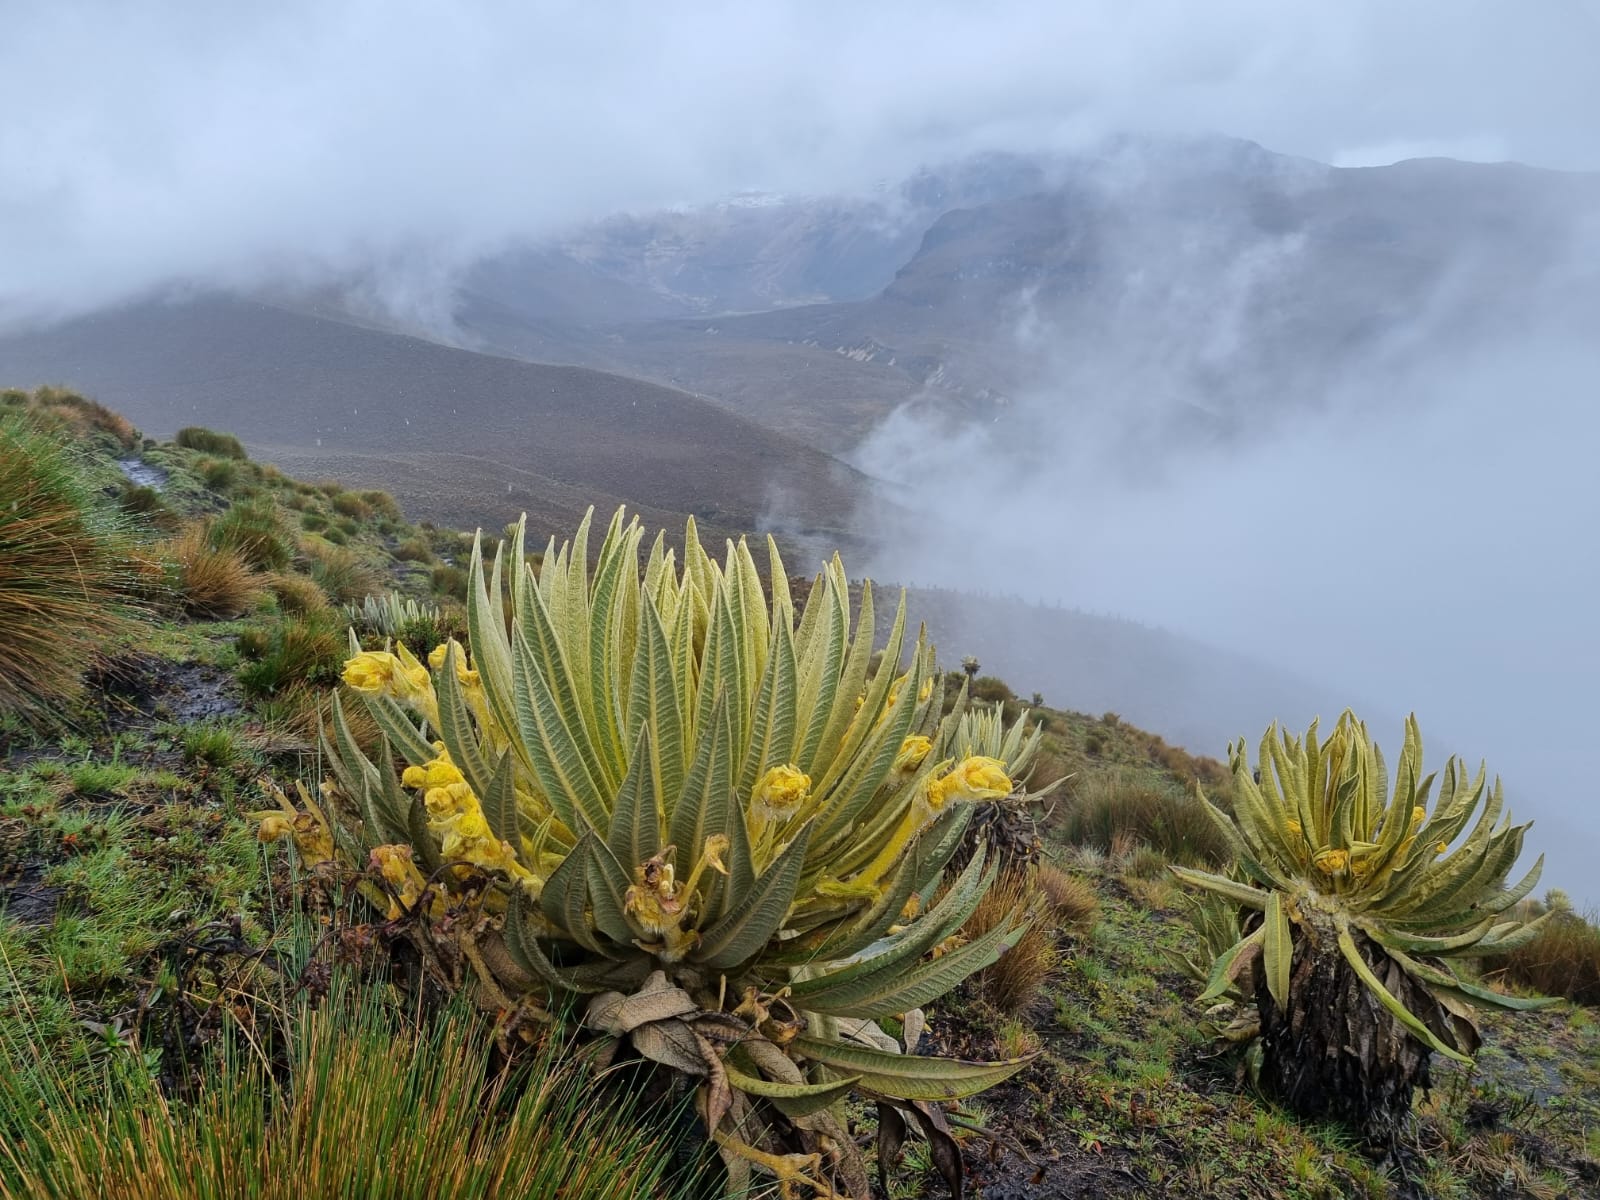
3, 0, 1599, 326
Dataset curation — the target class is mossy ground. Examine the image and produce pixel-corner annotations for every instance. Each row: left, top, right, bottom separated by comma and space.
3, 409, 1597, 1199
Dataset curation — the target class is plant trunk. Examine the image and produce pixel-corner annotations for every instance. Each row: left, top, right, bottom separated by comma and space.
1255, 924, 1437, 1146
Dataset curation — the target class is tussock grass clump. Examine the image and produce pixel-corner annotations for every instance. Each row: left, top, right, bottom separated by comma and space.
210, 499, 294, 571
1487, 904, 1600, 1007
430, 562, 468, 601
0, 415, 137, 719
115, 482, 177, 532
330, 492, 370, 520
236, 612, 344, 698
174, 425, 246, 459
198, 457, 239, 492
0, 985, 693, 1200
303, 541, 379, 604
361, 489, 402, 521
963, 867, 1057, 1015
265, 572, 328, 616
1032, 861, 1100, 930
1059, 770, 1233, 869
165, 527, 261, 619
22, 387, 139, 448
392, 535, 434, 564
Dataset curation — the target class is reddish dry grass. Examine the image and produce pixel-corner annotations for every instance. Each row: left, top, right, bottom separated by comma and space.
1031, 861, 1100, 930
0, 415, 136, 717
166, 526, 262, 618
963, 867, 1058, 1015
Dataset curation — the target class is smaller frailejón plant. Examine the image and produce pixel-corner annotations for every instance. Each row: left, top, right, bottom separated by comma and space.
262, 508, 1040, 1199
1172, 713, 1552, 1140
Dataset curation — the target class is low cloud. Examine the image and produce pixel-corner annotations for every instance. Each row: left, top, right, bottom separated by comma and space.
3, 1, 1599, 329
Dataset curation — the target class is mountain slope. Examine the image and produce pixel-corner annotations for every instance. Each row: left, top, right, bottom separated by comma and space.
0, 296, 874, 544
457, 141, 1600, 451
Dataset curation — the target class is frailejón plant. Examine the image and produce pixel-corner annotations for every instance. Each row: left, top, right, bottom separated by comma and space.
1172, 712, 1552, 1138
262, 508, 1040, 1198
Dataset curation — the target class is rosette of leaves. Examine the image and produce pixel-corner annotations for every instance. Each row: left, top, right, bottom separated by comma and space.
1171, 712, 1553, 1140
943, 701, 1058, 872
297, 508, 1040, 1198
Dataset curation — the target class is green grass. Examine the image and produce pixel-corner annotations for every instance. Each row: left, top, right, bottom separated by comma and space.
1, 967, 702, 1200
1055, 767, 1233, 867
173, 426, 246, 459
209, 498, 293, 572
236, 612, 345, 698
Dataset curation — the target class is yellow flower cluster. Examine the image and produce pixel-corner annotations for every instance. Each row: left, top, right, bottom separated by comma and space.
428, 639, 481, 688
257, 810, 334, 866
894, 735, 932, 774
753, 764, 810, 812
343, 649, 428, 697
1312, 847, 1351, 876
405, 745, 526, 880
927, 756, 1013, 808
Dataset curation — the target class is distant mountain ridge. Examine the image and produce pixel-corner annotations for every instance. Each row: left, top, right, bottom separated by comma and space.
0, 296, 874, 550
452, 138, 1600, 451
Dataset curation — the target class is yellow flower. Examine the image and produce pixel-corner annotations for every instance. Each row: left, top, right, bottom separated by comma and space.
894, 735, 933, 774
401, 764, 428, 789
1410, 806, 1427, 830
1285, 819, 1303, 838
918, 677, 934, 703
428, 640, 479, 686
1434, 840, 1449, 856
343, 650, 403, 694
257, 814, 293, 843
753, 764, 810, 812
1312, 848, 1350, 876
343, 649, 429, 699
939, 756, 1013, 802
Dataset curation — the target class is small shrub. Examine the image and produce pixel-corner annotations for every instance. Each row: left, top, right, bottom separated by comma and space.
321, 526, 349, 545
316, 479, 345, 497
1487, 907, 1600, 1006
210, 499, 293, 571
1032, 862, 1099, 930
1124, 843, 1170, 879
963, 867, 1056, 1015
303, 542, 379, 605
300, 511, 329, 532
392, 536, 434, 564
330, 492, 371, 521
0, 414, 137, 718
361, 490, 402, 521
335, 516, 361, 537
236, 612, 344, 698
430, 563, 468, 602
971, 676, 1015, 704
116, 483, 177, 531
166, 527, 262, 619
182, 724, 242, 770
199, 457, 238, 492
266, 572, 328, 616
25, 387, 140, 448
174, 426, 246, 459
